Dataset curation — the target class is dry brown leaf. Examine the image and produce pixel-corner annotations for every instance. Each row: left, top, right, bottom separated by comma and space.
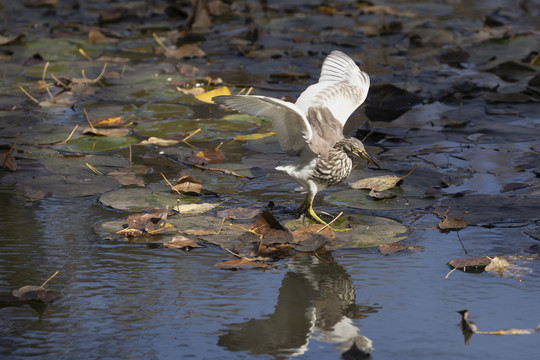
216, 207, 260, 220
485, 255, 511, 276
172, 173, 202, 195
187, 147, 225, 165
82, 127, 130, 137
448, 257, 491, 272
163, 235, 203, 250
0, 33, 25, 46
0, 153, 17, 170
174, 202, 220, 215
88, 29, 117, 44
165, 44, 206, 59
378, 243, 424, 255
246, 211, 293, 245
439, 209, 467, 230
292, 224, 335, 243
213, 258, 276, 270
233, 132, 275, 141
140, 137, 180, 146
350, 175, 402, 192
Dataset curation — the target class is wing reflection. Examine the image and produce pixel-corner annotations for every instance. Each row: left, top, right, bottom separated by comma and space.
218, 254, 378, 358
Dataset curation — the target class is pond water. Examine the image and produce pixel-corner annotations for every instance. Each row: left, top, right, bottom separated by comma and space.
1, 0, 540, 359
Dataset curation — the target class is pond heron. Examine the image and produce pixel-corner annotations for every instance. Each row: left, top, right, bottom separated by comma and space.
214, 51, 378, 226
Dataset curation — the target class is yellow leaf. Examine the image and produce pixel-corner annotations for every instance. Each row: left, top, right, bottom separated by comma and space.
233, 132, 276, 141
194, 86, 231, 104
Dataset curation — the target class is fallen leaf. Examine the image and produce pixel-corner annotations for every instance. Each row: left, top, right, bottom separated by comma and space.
439, 209, 467, 230
163, 235, 203, 250
91, 115, 128, 127
233, 132, 276, 141
369, 189, 396, 200
119, 209, 175, 238
174, 202, 220, 215
378, 243, 424, 255
172, 173, 202, 195
11, 285, 63, 304
213, 258, 276, 270
165, 44, 206, 59
351, 175, 402, 192
485, 255, 511, 276
292, 224, 335, 243
187, 147, 225, 165
89, 29, 117, 44
195, 86, 231, 104
448, 257, 491, 272
82, 127, 130, 137
216, 207, 260, 220
0, 33, 25, 46
241, 211, 293, 245
140, 137, 180, 146
0, 152, 17, 170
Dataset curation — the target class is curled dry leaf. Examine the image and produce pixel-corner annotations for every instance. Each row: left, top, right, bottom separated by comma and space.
163, 235, 203, 250
139, 137, 180, 146
485, 255, 511, 276
242, 211, 293, 245
438, 209, 467, 230
351, 174, 402, 191
172, 173, 202, 195
90, 115, 129, 127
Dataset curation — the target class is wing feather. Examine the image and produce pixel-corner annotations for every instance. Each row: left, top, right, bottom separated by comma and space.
213, 95, 312, 156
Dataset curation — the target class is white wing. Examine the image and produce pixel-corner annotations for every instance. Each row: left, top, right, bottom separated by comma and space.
213, 95, 313, 156
295, 50, 370, 127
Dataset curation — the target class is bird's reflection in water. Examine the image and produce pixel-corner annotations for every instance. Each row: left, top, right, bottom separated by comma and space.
218, 254, 378, 358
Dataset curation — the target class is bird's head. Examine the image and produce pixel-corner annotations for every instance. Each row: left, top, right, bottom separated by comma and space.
335, 138, 379, 168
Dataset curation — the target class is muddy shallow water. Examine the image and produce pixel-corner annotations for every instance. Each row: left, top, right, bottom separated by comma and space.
1, 0, 540, 359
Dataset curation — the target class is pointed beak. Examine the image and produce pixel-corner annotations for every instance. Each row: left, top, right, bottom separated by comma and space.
358, 149, 380, 168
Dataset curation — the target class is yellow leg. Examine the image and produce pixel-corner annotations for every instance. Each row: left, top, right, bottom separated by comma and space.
306, 197, 350, 232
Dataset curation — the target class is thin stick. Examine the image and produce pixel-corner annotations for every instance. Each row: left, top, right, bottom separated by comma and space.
51, 73, 69, 89
245, 86, 253, 95
317, 212, 343, 234
83, 108, 96, 133
42, 61, 50, 82
8, 133, 22, 154
398, 163, 418, 181
216, 217, 226, 235
81, 69, 88, 86
129, 144, 132, 164
152, 32, 169, 51
313, 250, 330, 263
79, 48, 93, 61
121, 63, 126, 79
182, 128, 201, 142
192, 164, 248, 178
40, 271, 59, 288
445, 268, 456, 279
216, 141, 223, 150
19, 85, 40, 104
160, 172, 182, 196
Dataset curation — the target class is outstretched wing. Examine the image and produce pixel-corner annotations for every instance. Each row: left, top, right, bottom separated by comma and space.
295, 50, 370, 127
213, 95, 313, 156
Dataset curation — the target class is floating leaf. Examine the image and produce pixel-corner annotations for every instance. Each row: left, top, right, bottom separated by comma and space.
163, 235, 203, 250
233, 132, 276, 141
351, 167, 415, 192
91, 115, 129, 127
82, 127, 130, 137
139, 137, 180, 146
448, 257, 491, 272
187, 147, 225, 165
378, 243, 424, 255
485, 255, 511, 276
213, 258, 276, 270
216, 207, 260, 220
11, 285, 63, 304
242, 211, 293, 245
195, 86, 231, 104
0, 152, 17, 170
174, 202, 220, 215
172, 173, 202, 195
438, 209, 467, 230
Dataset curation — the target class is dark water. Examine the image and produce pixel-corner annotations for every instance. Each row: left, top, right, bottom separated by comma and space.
1, 187, 539, 359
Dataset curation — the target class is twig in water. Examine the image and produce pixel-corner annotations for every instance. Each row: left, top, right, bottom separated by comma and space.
19, 85, 40, 104
40, 271, 60, 287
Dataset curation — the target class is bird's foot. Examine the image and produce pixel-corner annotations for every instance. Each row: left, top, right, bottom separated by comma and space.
307, 206, 351, 232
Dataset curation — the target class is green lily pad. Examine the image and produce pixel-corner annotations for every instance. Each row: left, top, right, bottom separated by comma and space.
16, 174, 119, 198
55, 136, 138, 153
99, 187, 181, 212
325, 186, 435, 211
286, 213, 408, 248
